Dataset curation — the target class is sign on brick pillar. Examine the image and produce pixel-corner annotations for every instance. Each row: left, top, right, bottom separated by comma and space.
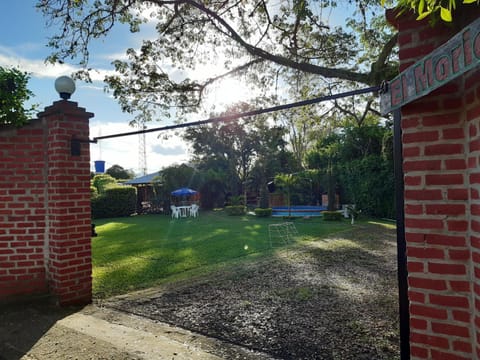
387, 7, 480, 360
38, 99, 94, 306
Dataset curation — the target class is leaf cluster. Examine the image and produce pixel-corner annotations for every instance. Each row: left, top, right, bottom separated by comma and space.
106, 164, 135, 179
0, 67, 36, 127
388, 0, 480, 22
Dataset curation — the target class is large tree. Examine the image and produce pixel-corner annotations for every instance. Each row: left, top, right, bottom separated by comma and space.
37, 0, 401, 125
183, 102, 270, 195
37, 1, 480, 125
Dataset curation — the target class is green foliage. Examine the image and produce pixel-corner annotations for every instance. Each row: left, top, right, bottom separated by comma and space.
184, 106, 269, 196
228, 195, 245, 206
306, 123, 394, 218
91, 173, 136, 219
339, 155, 395, 219
238, 123, 295, 205
106, 164, 135, 180
391, 0, 480, 23
254, 208, 272, 217
92, 186, 137, 219
0, 66, 36, 127
92, 174, 117, 194
199, 178, 226, 210
225, 205, 246, 216
271, 172, 316, 209
274, 173, 298, 209
322, 211, 343, 221
155, 164, 201, 194
90, 185, 98, 198
152, 164, 202, 210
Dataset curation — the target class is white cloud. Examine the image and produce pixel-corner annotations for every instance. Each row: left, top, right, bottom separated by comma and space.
99, 51, 130, 62
79, 84, 105, 92
0, 46, 115, 81
89, 122, 189, 175
0, 53, 74, 77
151, 143, 185, 156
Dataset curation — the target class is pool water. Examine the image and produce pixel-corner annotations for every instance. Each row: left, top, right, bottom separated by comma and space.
272, 211, 322, 217
271, 206, 326, 217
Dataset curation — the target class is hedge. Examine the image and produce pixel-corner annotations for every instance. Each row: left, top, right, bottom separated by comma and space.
225, 205, 246, 216
254, 208, 272, 217
92, 186, 137, 219
322, 211, 343, 221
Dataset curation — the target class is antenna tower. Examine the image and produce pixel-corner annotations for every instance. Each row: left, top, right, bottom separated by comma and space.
138, 120, 147, 175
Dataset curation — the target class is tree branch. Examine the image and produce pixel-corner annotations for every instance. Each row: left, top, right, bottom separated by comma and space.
149, 0, 372, 85
369, 32, 399, 84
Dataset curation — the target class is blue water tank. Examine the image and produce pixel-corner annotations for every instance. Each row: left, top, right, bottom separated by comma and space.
94, 160, 105, 173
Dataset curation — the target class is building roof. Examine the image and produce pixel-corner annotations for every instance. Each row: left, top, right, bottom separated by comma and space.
124, 171, 161, 185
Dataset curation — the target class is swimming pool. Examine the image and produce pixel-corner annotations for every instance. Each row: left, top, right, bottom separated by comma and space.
272, 205, 326, 217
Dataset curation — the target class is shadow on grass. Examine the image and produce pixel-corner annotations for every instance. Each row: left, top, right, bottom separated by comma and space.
102, 220, 400, 359
91, 212, 352, 298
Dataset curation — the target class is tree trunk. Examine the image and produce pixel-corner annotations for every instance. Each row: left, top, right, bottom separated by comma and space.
327, 168, 336, 211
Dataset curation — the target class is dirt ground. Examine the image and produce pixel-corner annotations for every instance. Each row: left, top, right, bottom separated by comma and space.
0, 222, 400, 360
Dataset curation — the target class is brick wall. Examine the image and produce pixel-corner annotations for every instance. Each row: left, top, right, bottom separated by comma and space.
391, 8, 480, 359
0, 99, 93, 306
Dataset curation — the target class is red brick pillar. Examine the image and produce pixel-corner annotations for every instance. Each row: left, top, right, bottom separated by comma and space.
390, 8, 480, 359
39, 100, 94, 306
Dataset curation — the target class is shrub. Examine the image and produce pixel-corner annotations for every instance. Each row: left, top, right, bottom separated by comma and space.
254, 208, 272, 217
228, 195, 245, 206
92, 174, 117, 194
225, 205, 246, 216
90, 185, 98, 198
92, 186, 137, 219
322, 211, 343, 221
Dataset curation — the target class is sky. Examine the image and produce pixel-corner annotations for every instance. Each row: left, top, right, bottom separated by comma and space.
0, 2, 195, 176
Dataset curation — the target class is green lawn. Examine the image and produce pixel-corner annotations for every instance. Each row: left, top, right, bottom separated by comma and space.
92, 211, 352, 298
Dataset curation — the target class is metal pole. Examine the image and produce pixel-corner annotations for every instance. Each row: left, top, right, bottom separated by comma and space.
393, 109, 410, 359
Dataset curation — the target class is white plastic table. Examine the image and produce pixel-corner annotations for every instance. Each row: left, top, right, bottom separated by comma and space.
177, 206, 191, 217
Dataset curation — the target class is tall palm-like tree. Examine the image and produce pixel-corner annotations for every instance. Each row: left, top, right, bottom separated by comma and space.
275, 173, 298, 217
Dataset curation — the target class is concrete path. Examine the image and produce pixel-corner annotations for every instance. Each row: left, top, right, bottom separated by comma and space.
0, 300, 272, 360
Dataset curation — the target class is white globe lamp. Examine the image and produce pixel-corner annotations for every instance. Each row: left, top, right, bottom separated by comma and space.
54, 76, 76, 100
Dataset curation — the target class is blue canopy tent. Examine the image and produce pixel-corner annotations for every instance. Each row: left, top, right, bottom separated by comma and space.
171, 187, 197, 196
171, 187, 199, 206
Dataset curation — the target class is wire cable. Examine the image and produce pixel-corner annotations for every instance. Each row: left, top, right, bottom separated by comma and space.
93, 86, 380, 142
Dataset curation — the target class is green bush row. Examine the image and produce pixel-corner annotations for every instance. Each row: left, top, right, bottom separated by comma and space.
225, 205, 246, 216
92, 186, 137, 219
322, 211, 343, 221
254, 208, 272, 217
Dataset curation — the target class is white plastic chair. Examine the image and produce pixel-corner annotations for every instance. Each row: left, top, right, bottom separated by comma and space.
190, 204, 199, 218
171, 205, 180, 219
